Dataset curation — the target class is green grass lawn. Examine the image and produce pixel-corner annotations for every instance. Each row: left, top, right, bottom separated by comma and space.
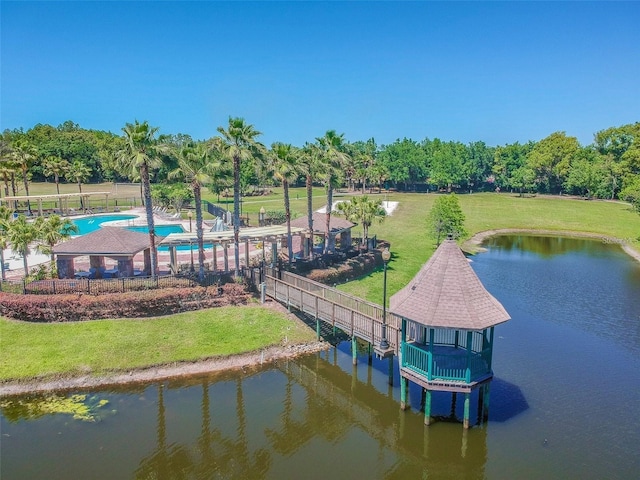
3, 186, 639, 384
0, 306, 316, 382
337, 192, 640, 303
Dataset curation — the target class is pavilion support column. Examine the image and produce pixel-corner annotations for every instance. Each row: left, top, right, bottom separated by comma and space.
342, 229, 352, 251
89, 255, 105, 277
212, 244, 218, 272
143, 249, 151, 275
400, 375, 408, 410
352, 336, 358, 365
56, 256, 75, 279
118, 258, 134, 277
223, 242, 229, 273
37, 198, 43, 217
271, 241, 278, 267
169, 247, 177, 274
463, 393, 471, 429
424, 389, 432, 425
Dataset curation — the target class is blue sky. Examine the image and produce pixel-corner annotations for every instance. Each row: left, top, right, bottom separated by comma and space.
2, 1, 639, 147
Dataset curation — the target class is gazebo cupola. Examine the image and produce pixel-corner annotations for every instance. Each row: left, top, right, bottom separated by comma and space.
389, 238, 510, 428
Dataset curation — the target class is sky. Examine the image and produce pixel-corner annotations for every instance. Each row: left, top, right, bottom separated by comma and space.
1, 1, 639, 147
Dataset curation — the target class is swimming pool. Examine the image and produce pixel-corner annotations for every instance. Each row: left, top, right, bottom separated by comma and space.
72, 214, 213, 251
127, 225, 185, 236
72, 214, 137, 235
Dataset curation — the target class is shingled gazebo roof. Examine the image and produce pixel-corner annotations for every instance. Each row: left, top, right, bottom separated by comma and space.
53, 227, 159, 257
389, 239, 510, 330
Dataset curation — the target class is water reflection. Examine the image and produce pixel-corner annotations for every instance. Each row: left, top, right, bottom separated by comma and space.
484, 234, 612, 258
2, 235, 640, 479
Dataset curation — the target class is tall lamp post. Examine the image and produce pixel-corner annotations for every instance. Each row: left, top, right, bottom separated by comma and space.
259, 206, 266, 227
187, 210, 193, 233
380, 247, 391, 350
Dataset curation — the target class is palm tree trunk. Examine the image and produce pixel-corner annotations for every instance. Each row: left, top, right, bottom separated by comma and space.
194, 183, 205, 281
11, 173, 17, 196
55, 175, 63, 211
283, 180, 293, 264
22, 166, 31, 213
325, 186, 333, 254
141, 163, 158, 279
0, 250, 6, 281
306, 174, 313, 259
233, 154, 241, 276
78, 182, 84, 211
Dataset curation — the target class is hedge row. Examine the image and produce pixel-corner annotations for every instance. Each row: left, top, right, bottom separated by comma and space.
0, 283, 252, 322
305, 250, 383, 285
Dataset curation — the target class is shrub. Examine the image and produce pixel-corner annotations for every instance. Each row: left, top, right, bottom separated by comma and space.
0, 284, 252, 322
306, 250, 382, 285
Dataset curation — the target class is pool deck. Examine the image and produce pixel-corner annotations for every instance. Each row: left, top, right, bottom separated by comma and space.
1, 208, 269, 281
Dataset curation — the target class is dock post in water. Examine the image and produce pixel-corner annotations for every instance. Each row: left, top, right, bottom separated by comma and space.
463, 393, 471, 429
400, 376, 408, 410
424, 389, 432, 425
351, 336, 358, 365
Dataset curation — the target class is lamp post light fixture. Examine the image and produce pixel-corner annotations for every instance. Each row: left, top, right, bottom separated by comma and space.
259, 206, 266, 227
380, 247, 391, 350
187, 210, 193, 233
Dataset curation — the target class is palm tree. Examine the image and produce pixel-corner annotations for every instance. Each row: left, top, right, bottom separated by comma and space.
269, 143, 299, 264
300, 142, 323, 258
5, 214, 39, 275
11, 139, 37, 213
217, 118, 264, 276
42, 156, 70, 211
335, 195, 386, 247
66, 161, 92, 211
35, 214, 78, 268
0, 206, 11, 280
169, 142, 223, 280
117, 120, 165, 279
317, 131, 350, 254
0, 137, 15, 200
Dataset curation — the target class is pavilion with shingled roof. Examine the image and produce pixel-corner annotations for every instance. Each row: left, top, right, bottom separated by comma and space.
389, 236, 511, 428
289, 212, 355, 257
52, 227, 160, 279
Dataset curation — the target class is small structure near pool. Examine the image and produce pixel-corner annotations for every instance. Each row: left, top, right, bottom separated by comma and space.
389, 237, 511, 428
52, 227, 159, 278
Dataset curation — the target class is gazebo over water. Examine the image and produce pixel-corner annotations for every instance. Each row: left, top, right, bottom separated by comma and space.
390, 237, 511, 428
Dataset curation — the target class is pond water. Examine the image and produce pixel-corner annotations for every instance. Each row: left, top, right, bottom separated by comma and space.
1, 235, 639, 479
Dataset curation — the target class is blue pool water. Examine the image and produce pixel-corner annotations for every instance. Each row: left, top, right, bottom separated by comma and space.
71, 214, 137, 235
126, 225, 185, 236
72, 214, 214, 251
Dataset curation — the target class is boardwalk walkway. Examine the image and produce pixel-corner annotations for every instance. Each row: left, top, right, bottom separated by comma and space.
264, 270, 402, 354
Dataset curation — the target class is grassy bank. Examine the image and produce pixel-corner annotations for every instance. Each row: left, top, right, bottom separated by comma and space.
2, 187, 639, 384
337, 192, 640, 302
0, 305, 315, 382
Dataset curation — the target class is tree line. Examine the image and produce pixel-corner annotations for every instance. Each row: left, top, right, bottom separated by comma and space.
1, 118, 639, 281
2, 120, 638, 202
